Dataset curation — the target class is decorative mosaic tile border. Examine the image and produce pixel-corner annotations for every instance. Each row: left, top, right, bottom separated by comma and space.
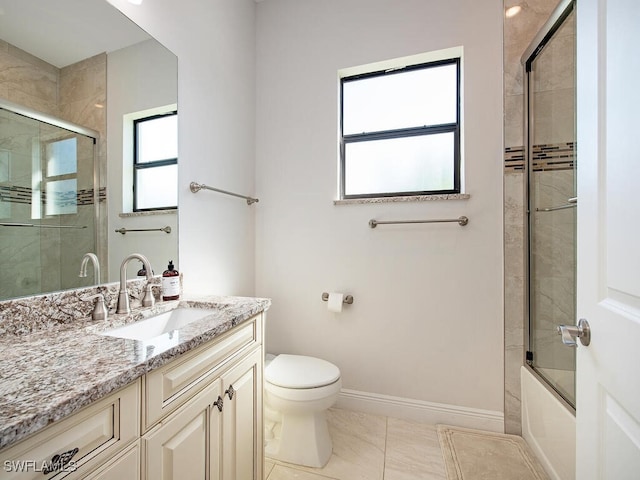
505, 142, 575, 173
505, 146, 525, 172
0, 186, 106, 206
532, 142, 575, 171
0, 185, 31, 204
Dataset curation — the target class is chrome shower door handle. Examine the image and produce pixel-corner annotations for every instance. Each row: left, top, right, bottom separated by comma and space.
557, 318, 591, 347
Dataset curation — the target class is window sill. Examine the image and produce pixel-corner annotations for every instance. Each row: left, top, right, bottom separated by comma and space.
119, 209, 177, 218
333, 193, 470, 205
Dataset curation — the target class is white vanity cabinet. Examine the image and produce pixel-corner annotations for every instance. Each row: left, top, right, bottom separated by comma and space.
141, 313, 263, 480
142, 348, 263, 480
0, 312, 264, 480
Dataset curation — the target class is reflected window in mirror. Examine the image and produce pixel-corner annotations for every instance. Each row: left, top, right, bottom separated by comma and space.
133, 111, 177, 211
44, 138, 78, 216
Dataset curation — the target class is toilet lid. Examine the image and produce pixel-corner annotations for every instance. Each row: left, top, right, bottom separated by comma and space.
265, 354, 340, 389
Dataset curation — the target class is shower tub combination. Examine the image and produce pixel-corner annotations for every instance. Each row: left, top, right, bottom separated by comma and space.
521, 1, 577, 479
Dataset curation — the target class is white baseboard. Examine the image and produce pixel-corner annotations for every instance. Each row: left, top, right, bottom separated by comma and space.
336, 388, 504, 433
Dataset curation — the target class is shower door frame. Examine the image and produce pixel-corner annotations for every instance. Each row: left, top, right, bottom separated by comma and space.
521, 0, 577, 413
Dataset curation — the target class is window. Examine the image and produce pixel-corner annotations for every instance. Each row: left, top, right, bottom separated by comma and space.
43, 137, 78, 216
133, 111, 178, 211
340, 58, 460, 199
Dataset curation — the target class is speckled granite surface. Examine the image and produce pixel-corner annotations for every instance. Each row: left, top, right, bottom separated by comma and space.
0, 283, 270, 450
333, 193, 471, 205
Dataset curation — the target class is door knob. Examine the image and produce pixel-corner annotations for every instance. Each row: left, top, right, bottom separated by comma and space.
557, 318, 591, 347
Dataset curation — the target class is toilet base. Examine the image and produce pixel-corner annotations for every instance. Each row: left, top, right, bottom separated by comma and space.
265, 410, 332, 468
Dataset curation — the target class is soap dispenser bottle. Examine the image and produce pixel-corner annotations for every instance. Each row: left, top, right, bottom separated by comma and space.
162, 260, 180, 301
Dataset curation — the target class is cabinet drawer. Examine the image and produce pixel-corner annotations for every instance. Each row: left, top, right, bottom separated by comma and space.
0, 381, 139, 480
144, 316, 260, 430
72, 441, 140, 480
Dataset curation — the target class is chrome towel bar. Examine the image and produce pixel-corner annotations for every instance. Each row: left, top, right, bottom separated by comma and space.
0, 222, 87, 229
190, 182, 259, 205
369, 216, 469, 228
536, 197, 577, 212
535, 204, 576, 212
115, 226, 171, 235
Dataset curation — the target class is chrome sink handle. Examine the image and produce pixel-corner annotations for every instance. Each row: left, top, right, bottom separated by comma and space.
557, 318, 591, 347
82, 293, 108, 321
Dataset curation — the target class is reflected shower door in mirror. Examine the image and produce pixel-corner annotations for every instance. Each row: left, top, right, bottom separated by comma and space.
0, 108, 98, 299
0, 0, 178, 301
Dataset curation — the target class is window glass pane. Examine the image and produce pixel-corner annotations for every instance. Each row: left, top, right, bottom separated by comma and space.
343, 63, 457, 135
344, 132, 455, 196
136, 164, 178, 209
46, 138, 77, 176
137, 115, 178, 163
45, 179, 77, 215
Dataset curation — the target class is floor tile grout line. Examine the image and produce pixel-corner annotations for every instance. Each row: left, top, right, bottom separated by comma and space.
267, 457, 340, 480
381, 415, 388, 480
266, 409, 451, 480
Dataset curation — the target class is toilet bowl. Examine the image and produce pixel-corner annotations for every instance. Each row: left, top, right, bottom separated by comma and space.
264, 354, 341, 468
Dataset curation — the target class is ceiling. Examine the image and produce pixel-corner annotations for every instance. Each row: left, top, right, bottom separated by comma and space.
0, 0, 151, 68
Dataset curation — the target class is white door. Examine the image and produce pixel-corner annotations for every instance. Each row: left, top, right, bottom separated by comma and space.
576, 0, 640, 478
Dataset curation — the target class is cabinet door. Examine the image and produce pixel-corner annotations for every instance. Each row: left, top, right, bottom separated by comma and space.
143, 380, 222, 480
220, 349, 263, 480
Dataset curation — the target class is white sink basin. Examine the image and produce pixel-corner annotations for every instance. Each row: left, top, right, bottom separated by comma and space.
101, 307, 218, 341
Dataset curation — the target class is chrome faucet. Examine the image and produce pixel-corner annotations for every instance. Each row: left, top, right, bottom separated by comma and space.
116, 253, 155, 315
79, 253, 100, 285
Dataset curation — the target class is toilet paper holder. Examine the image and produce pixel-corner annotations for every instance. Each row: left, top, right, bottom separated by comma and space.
321, 292, 354, 304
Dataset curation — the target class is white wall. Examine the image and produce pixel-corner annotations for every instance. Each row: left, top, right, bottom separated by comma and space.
255, 0, 504, 421
107, 0, 257, 296
109, 0, 505, 425
106, 39, 178, 281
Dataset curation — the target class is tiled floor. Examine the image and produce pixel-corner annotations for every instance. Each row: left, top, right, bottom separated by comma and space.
264, 408, 447, 480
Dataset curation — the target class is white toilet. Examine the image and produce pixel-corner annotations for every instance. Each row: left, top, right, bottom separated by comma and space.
264, 354, 341, 468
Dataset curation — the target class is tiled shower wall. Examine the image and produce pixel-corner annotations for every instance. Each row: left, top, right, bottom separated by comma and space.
58, 54, 108, 284
503, 0, 560, 435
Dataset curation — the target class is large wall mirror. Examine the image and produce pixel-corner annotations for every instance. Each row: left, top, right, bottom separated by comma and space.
0, 0, 178, 301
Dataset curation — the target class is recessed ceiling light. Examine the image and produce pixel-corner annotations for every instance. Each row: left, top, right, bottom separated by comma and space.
505, 5, 522, 18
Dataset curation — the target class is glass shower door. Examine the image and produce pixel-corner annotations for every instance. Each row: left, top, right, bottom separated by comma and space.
526, 6, 577, 407
0, 107, 97, 299
0, 108, 43, 298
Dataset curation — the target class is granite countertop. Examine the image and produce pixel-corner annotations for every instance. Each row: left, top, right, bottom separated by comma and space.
0, 294, 270, 451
